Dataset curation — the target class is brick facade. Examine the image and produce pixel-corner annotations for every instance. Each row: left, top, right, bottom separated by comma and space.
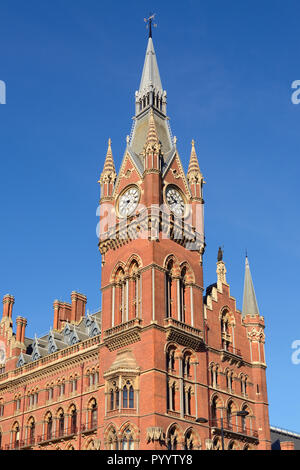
0, 32, 271, 451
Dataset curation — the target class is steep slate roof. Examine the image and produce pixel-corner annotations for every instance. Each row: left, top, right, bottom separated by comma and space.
17, 310, 101, 367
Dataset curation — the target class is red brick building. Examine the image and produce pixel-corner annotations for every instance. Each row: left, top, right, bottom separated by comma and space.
0, 30, 271, 451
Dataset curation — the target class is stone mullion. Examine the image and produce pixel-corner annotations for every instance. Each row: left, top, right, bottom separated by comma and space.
135, 276, 139, 318
125, 278, 129, 322
193, 362, 198, 419
179, 357, 184, 418
111, 284, 115, 327
190, 286, 194, 326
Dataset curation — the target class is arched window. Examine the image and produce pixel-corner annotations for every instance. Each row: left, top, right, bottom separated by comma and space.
220, 310, 232, 351
121, 381, 134, 409
226, 371, 233, 393
167, 426, 178, 450
228, 440, 236, 450
179, 267, 187, 322
128, 260, 140, 320
70, 406, 77, 434
227, 402, 234, 430
241, 405, 250, 433
210, 365, 218, 388
46, 413, 53, 440
58, 410, 64, 437
121, 428, 135, 450
28, 417, 35, 444
129, 386, 134, 409
12, 422, 20, 449
184, 430, 194, 450
213, 437, 221, 450
171, 383, 176, 411
110, 390, 114, 410
166, 348, 175, 371
123, 385, 128, 408
107, 427, 118, 450
90, 400, 98, 429
115, 267, 125, 325
211, 396, 221, 426
183, 354, 191, 377
165, 260, 173, 318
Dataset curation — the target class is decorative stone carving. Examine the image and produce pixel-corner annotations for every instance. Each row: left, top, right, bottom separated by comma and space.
146, 427, 164, 443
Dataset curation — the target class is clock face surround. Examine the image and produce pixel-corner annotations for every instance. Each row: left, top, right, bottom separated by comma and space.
118, 186, 140, 217
165, 185, 186, 217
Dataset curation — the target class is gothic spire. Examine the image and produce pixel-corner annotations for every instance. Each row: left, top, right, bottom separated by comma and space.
187, 140, 204, 198
187, 140, 202, 176
139, 36, 163, 97
101, 138, 116, 177
99, 138, 117, 199
242, 256, 260, 317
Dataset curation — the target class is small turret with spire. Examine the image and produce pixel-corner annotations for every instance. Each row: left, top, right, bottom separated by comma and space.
216, 246, 227, 290
99, 138, 117, 200
242, 255, 266, 366
187, 140, 204, 200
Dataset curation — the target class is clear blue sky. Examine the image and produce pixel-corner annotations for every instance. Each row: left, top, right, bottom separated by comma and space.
0, 0, 299, 432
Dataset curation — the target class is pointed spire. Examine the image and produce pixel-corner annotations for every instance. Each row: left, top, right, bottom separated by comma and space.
242, 256, 260, 317
187, 140, 204, 199
101, 138, 116, 176
99, 138, 117, 199
139, 37, 163, 95
187, 140, 202, 176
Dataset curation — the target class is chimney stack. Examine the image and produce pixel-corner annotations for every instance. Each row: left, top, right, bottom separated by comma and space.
16, 317, 23, 342
16, 317, 27, 344
2, 294, 15, 320
71, 292, 87, 324
53, 300, 72, 330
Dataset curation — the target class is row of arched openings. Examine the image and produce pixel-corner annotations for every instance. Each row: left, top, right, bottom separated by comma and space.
9, 399, 98, 446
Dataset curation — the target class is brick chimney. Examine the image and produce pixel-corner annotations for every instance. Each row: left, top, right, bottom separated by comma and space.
53, 300, 72, 330
71, 292, 87, 324
16, 317, 27, 344
16, 317, 23, 343
2, 294, 15, 320
280, 441, 295, 450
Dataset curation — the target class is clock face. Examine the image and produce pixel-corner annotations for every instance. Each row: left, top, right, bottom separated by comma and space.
166, 186, 185, 217
118, 187, 140, 217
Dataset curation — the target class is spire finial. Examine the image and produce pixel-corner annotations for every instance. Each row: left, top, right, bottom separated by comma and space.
144, 13, 157, 38
217, 246, 223, 262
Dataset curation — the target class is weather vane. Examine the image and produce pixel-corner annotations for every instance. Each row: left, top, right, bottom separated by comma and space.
144, 13, 157, 38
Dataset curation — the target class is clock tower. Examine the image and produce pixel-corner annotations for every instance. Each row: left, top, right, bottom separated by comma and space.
97, 30, 270, 451
98, 30, 206, 449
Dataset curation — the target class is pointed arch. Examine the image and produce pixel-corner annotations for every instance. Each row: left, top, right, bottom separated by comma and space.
184, 427, 201, 450
104, 423, 119, 450
166, 423, 184, 450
